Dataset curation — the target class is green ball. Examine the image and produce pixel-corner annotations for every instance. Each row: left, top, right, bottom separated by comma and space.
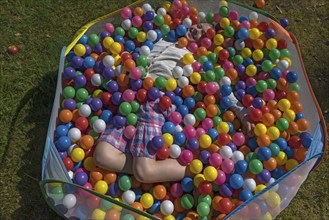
75, 70, 82, 76
181, 194, 194, 209
212, 182, 219, 191
136, 55, 148, 67
232, 55, 244, 65
155, 76, 167, 89
88, 34, 100, 47
206, 12, 214, 23
262, 48, 269, 58
193, 92, 204, 102
261, 60, 273, 72
130, 100, 140, 113
126, 113, 138, 125
115, 27, 125, 37
212, 116, 222, 127
100, 199, 113, 211
198, 195, 212, 206
268, 143, 280, 157
215, 104, 221, 116
224, 26, 235, 38
276, 118, 289, 131
226, 47, 236, 57
266, 79, 277, 89
63, 86, 75, 99
204, 70, 216, 82
138, 66, 147, 78
269, 49, 281, 61
128, 27, 138, 39
246, 152, 258, 162
89, 129, 99, 141
197, 202, 210, 217
207, 53, 218, 64
154, 15, 164, 26
76, 88, 90, 101
160, 24, 170, 35
51, 186, 64, 202
198, 55, 208, 64
194, 108, 206, 121
121, 214, 135, 220
89, 115, 99, 127
280, 49, 290, 58
118, 175, 132, 191
119, 102, 132, 116
289, 83, 300, 92
219, 6, 229, 17
249, 159, 263, 174
256, 80, 268, 93
76, 102, 83, 109
214, 67, 225, 81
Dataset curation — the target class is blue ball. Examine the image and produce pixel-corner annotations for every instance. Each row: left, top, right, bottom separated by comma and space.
199, 150, 211, 163
132, 188, 142, 200
237, 28, 249, 40
142, 40, 154, 50
280, 18, 289, 28
72, 161, 83, 172
184, 97, 196, 110
239, 189, 253, 201
154, 29, 163, 42
220, 96, 232, 110
243, 57, 254, 66
176, 25, 187, 37
56, 136, 71, 151
181, 177, 194, 192
286, 71, 298, 83
246, 86, 257, 97
78, 34, 88, 44
301, 133, 312, 149
275, 138, 288, 151
257, 147, 272, 161
248, 137, 258, 151
173, 96, 183, 106
142, 21, 153, 31
124, 40, 136, 52
74, 172, 88, 186
167, 30, 177, 42
220, 84, 232, 97
238, 16, 249, 23
284, 146, 295, 159
75, 205, 88, 219
227, 122, 234, 134
177, 105, 189, 117
235, 160, 248, 175
207, 128, 218, 141
295, 113, 304, 121
100, 110, 112, 123
114, 35, 125, 43
202, 61, 214, 71
271, 167, 285, 179
219, 184, 233, 197
107, 81, 119, 93
270, 68, 282, 80
148, 200, 161, 214
174, 132, 186, 145
55, 204, 68, 215
229, 174, 244, 189
162, 121, 176, 134
64, 183, 79, 194
55, 125, 68, 137
176, 213, 186, 220
152, 136, 164, 150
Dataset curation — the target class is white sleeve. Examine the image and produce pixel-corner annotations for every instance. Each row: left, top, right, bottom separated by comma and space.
228, 93, 250, 122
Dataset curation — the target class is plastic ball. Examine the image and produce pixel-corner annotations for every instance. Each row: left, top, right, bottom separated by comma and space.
93, 119, 106, 133
183, 53, 194, 65
169, 144, 181, 159
221, 159, 235, 174
62, 194, 77, 210
160, 200, 174, 216
217, 198, 232, 214
122, 190, 136, 204
220, 145, 233, 159
249, 159, 263, 174
266, 191, 281, 208
203, 166, 218, 182
243, 178, 256, 192
197, 202, 210, 217
71, 148, 85, 162
229, 174, 244, 189
68, 128, 81, 142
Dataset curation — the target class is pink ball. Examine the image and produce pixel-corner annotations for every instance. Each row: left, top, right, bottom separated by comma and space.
192, 61, 202, 72
228, 10, 239, 21
181, 6, 190, 17
201, 37, 212, 48
202, 118, 214, 131
170, 183, 183, 198
213, 13, 222, 23
222, 61, 234, 71
209, 153, 222, 168
183, 125, 196, 139
130, 66, 142, 80
263, 89, 275, 101
179, 149, 193, 165
122, 89, 135, 102
188, 42, 199, 53
258, 72, 269, 80
205, 82, 218, 95
104, 23, 115, 34
223, 38, 234, 48
245, 77, 257, 87
132, 16, 143, 27
214, 170, 226, 185
221, 159, 235, 174
282, 70, 289, 79
78, 182, 92, 197
232, 132, 245, 146
120, 7, 132, 19
169, 112, 182, 125
240, 20, 251, 29
124, 125, 136, 139
172, 0, 183, 9
196, 127, 206, 138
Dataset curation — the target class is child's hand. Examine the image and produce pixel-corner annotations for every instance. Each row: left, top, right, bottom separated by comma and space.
241, 117, 255, 138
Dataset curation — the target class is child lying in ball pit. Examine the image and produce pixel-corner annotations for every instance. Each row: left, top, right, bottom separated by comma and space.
94, 23, 253, 183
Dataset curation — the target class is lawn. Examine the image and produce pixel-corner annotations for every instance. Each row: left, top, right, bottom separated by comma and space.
0, 0, 328, 219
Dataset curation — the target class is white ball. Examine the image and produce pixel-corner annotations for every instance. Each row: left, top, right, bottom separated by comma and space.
142, 3, 152, 12
160, 200, 174, 216
121, 19, 132, 30
173, 66, 184, 79
147, 30, 157, 42
183, 114, 196, 126
232, 151, 244, 163
175, 125, 183, 133
178, 76, 189, 88
157, 7, 166, 16
122, 190, 136, 204
67, 144, 78, 156
183, 65, 193, 77
220, 76, 231, 86
234, 40, 245, 51
170, 144, 182, 158
278, 60, 289, 71
115, 65, 125, 76
79, 104, 91, 117
62, 194, 77, 210
243, 178, 256, 192
91, 73, 103, 87
220, 145, 233, 159
266, 178, 279, 191
93, 119, 106, 133
198, 12, 206, 22
140, 45, 151, 56
183, 18, 192, 28
68, 128, 81, 142
103, 55, 115, 67
249, 11, 259, 20
68, 171, 74, 179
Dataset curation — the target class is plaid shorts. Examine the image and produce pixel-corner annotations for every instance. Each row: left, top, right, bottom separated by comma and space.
97, 101, 167, 159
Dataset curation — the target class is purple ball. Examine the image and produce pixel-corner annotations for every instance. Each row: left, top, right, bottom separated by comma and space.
71, 56, 84, 68
143, 21, 153, 32
227, 142, 237, 152
265, 28, 276, 39
100, 31, 111, 40
219, 183, 233, 197
198, 150, 210, 163
111, 92, 122, 105
103, 66, 115, 79
165, 91, 176, 102
132, 52, 140, 61
85, 44, 92, 56
152, 136, 164, 150
235, 81, 246, 90
74, 172, 88, 186
85, 98, 93, 105
131, 79, 143, 91
174, 87, 182, 95
187, 138, 199, 152
64, 98, 76, 111
59, 151, 67, 159
252, 97, 263, 108
94, 43, 104, 54
280, 18, 289, 28
74, 75, 87, 88
113, 115, 126, 128
257, 169, 271, 184
236, 64, 246, 77
148, 87, 161, 101
235, 89, 246, 101
107, 80, 119, 93
64, 67, 76, 79
94, 61, 104, 73
109, 183, 121, 197
90, 98, 103, 111
144, 11, 155, 21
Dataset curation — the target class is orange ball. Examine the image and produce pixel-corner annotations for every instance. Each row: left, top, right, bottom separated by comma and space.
296, 118, 309, 131
257, 134, 271, 147
231, 20, 241, 31
143, 77, 154, 90
267, 100, 277, 110
117, 73, 129, 87
79, 135, 94, 150
72, 109, 80, 122
287, 122, 299, 134
189, 6, 198, 16
239, 145, 251, 156
271, 109, 282, 121
216, 214, 227, 220
262, 113, 275, 127
103, 172, 117, 185
131, 202, 144, 217
163, 14, 172, 25
212, 196, 223, 211
105, 209, 120, 219
209, 144, 220, 153
153, 185, 167, 200
89, 171, 103, 184
286, 91, 300, 101
197, 47, 208, 57
204, 95, 216, 106
290, 101, 303, 114
226, 68, 238, 80
277, 78, 288, 91
174, 198, 185, 212
255, 0, 266, 8
59, 109, 73, 123
280, 131, 289, 139
133, 7, 143, 16
124, 59, 136, 72
294, 148, 308, 162
181, 0, 188, 6
178, 37, 189, 48
90, 53, 99, 62
183, 85, 195, 97
250, 19, 259, 28
206, 104, 218, 118
253, 39, 264, 50
263, 157, 277, 171
223, 110, 235, 122
186, 211, 199, 220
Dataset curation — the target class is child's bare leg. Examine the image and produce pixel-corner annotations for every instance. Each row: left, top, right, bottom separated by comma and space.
94, 141, 133, 174
133, 157, 190, 183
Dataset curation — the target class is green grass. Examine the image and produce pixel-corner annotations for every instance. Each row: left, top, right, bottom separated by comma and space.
0, 0, 328, 219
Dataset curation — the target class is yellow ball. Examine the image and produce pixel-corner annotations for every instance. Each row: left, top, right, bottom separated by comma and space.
241, 48, 252, 58
277, 98, 291, 111
282, 57, 292, 67
203, 166, 218, 182
183, 53, 194, 65
166, 78, 177, 91
286, 159, 299, 171
255, 184, 269, 199
114, 54, 121, 66
199, 134, 212, 149
266, 38, 278, 50
193, 174, 206, 187
267, 126, 280, 140
283, 109, 296, 122
71, 148, 85, 163
162, 1, 171, 11
220, 18, 230, 29
252, 49, 264, 62
249, 28, 260, 40
190, 72, 202, 84
162, 133, 174, 147
266, 191, 281, 208
214, 34, 225, 46
254, 123, 267, 136
137, 31, 147, 43
93, 89, 103, 98
163, 215, 175, 220
261, 212, 273, 220
140, 193, 154, 209
74, 44, 86, 56
190, 159, 203, 174
219, 0, 228, 7
110, 42, 122, 54
94, 180, 108, 195
113, 198, 123, 211
214, 46, 224, 54
217, 122, 230, 133
92, 208, 106, 220
246, 64, 257, 76
275, 151, 287, 166
103, 37, 114, 49
83, 156, 96, 171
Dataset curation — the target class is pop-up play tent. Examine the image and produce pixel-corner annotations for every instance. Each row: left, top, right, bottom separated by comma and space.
40, 0, 327, 219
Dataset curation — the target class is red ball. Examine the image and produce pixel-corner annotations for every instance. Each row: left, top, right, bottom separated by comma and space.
277, 39, 288, 50
63, 157, 74, 170
7, 45, 19, 54
217, 198, 233, 214
218, 49, 230, 61
198, 181, 213, 195
217, 132, 230, 145
87, 194, 101, 210
288, 136, 302, 149
206, 28, 216, 39
172, 18, 182, 29
159, 96, 172, 110
75, 117, 89, 131
249, 202, 261, 218
258, 21, 269, 32
197, 81, 207, 94
136, 88, 148, 103
275, 90, 287, 100
261, 105, 270, 114
121, 52, 132, 62
190, 15, 198, 25
157, 146, 170, 160
242, 94, 254, 107
249, 108, 263, 123
195, 102, 206, 110
101, 92, 112, 105
84, 68, 95, 81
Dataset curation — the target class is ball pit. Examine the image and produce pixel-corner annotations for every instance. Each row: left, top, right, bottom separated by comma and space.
40, 0, 327, 219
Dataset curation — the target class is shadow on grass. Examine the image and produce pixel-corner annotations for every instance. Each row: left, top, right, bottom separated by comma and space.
3, 71, 61, 219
